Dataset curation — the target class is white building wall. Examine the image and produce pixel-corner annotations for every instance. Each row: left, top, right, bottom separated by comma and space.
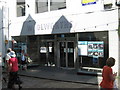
8, 0, 118, 36
0, 1, 8, 58
109, 30, 119, 75
26, 0, 35, 16
0, 3, 3, 55
0, 3, 3, 66
67, 0, 104, 13
9, 9, 118, 36
7, 0, 16, 21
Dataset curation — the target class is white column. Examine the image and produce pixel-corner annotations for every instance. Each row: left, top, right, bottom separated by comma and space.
109, 30, 119, 75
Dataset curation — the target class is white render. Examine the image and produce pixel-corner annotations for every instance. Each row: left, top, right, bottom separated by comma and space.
109, 30, 119, 74
0, 0, 8, 60
8, 0, 118, 36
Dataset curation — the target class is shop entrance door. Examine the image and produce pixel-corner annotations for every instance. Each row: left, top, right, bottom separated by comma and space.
39, 41, 55, 66
59, 41, 74, 68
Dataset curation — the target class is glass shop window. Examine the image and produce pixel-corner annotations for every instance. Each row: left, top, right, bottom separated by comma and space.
78, 31, 108, 71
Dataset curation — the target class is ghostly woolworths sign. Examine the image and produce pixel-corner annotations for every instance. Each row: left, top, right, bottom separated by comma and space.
82, 0, 96, 6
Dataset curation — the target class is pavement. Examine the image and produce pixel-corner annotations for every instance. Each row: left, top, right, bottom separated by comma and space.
18, 66, 103, 86
3, 65, 120, 89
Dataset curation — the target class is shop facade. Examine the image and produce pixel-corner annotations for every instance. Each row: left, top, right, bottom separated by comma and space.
13, 31, 110, 73
1, 0, 120, 75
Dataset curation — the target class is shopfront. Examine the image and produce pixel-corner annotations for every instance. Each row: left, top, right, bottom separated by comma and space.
77, 31, 108, 72
12, 31, 108, 73
56, 33, 76, 68
58, 41, 74, 68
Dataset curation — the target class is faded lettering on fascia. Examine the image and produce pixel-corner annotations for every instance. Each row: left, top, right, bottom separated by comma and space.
37, 21, 72, 31
36, 23, 54, 30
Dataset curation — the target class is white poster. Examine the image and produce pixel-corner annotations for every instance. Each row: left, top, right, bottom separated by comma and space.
40, 47, 47, 53
78, 41, 88, 56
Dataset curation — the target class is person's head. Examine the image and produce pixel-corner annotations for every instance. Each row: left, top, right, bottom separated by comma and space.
10, 51, 16, 58
106, 57, 115, 67
7, 48, 12, 53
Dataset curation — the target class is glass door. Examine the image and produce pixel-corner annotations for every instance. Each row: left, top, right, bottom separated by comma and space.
68, 42, 74, 68
59, 41, 74, 68
60, 42, 66, 67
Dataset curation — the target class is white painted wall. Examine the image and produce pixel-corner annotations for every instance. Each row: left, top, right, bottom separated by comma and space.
9, 9, 118, 36
109, 30, 119, 75
0, 1, 8, 58
0, 3, 3, 55
8, 0, 118, 36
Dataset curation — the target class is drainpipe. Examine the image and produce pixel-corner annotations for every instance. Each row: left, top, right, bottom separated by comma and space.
8, 7, 10, 48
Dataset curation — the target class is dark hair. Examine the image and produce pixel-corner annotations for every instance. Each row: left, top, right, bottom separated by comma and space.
106, 57, 115, 67
7, 48, 12, 53
7, 49, 11, 53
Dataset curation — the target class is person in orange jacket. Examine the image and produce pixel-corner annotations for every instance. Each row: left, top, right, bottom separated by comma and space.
100, 57, 117, 89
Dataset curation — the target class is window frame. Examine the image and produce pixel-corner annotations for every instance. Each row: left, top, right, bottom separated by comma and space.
35, 0, 66, 14
16, 0, 26, 17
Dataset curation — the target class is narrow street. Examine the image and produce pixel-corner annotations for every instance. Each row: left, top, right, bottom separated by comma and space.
2, 75, 99, 89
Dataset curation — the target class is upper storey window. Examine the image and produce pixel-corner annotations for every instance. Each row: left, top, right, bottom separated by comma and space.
103, 0, 113, 10
35, 0, 66, 14
50, 0, 66, 11
16, 0, 25, 17
35, 0, 48, 13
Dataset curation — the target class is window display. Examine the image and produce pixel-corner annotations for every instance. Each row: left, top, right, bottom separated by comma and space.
78, 41, 104, 57
88, 41, 104, 57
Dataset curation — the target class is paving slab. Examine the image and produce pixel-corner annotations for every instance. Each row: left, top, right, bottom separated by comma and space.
18, 66, 102, 85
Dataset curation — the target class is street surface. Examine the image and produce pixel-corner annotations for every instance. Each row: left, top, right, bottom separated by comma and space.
2, 75, 99, 89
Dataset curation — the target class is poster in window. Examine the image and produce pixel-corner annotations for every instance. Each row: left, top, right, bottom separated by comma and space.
40, 47, 47, 53
88, 41, 104, 57
78, 41, 88, 56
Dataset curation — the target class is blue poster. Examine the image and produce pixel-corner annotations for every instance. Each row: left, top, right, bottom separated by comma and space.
78, 41, 104, 57
88, 41, 104, 57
